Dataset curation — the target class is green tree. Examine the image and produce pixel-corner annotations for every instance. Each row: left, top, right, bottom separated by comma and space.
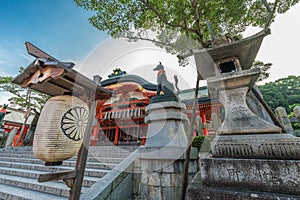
259, 76, 300, 113
0, 75, 49, 146
0, 76, 49, 115
251, 61, 272, 81
75, 0, 298, 56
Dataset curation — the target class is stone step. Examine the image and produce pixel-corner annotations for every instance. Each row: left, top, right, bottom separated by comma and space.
1, 145, 135, 153
0, 150, 131, 158
0, 153, 124, 163
0, 161, 109, 177
0, 146, 33, 152
0, 183, 68, 200
0, 157, 117, 170
0, 173, 85, 198
0, 146, 131, 199
0, 166, 99, 187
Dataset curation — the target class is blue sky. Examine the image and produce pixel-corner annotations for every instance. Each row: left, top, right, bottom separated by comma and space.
0, 0, 108, 76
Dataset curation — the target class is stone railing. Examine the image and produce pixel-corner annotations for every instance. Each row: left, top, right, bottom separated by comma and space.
80, 150, 138, 200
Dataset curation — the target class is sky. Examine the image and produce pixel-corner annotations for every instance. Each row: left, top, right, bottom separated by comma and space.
0, 0, 300, 105
0, 0, 107, 76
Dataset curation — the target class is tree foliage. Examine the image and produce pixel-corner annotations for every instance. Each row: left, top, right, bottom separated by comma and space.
75, 0, 299, 56
0, 76, 49, 115
259, 75, 300, 113
251, 60, 272, 81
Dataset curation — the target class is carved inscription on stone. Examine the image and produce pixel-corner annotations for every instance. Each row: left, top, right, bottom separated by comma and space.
202, 158, 300, 194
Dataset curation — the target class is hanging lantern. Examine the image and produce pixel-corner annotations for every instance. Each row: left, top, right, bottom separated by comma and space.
33, 95, 89, 165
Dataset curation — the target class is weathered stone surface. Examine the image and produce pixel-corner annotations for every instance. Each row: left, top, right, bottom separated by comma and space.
135, 159, 198, 200
142, 146, 195, 161
211, 112, 220, 131
211, 134, 300, 159
135, 101, 197, 200
246, 86, 273, 123
145, 112, 189, 123
207, 68, 260, 98
110, 174, 133, 200
150, 94, 178, 103
148, 173, 161, 186
161, 174, 171, 187
144, 101, 188, 149
216, 87, 281, 134
148, 186, 161, 200
145, 101, 186, 113
162, 186, 181, 200
187, 181, 300, 200
144, 119, 188, 148
294, 106, 300, 122
275, 107, 295, 135
136, 183, 148, 200
200, 156, 300, 195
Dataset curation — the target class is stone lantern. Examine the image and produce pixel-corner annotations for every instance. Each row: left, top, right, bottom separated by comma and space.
187, 30, 300, 199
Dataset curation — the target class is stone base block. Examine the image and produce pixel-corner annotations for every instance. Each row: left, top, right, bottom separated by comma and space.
187, 182, 300, 200
135, 158, 198, 200
200, 156, 300, 195
212, 134, 300, 159
138, 146, 198, 160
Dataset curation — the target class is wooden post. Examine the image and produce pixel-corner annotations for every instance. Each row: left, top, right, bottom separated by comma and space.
181, 73, 201, 200
15, 108, 30, 146
251, 87, 286, 132
69, 100, 96, 200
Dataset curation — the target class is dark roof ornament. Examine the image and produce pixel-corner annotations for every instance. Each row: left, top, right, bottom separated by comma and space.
108, 68, 127, 79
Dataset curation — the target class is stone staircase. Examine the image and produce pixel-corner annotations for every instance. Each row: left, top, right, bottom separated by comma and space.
0, 145, 135, 200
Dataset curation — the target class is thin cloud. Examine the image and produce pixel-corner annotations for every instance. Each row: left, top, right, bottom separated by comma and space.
17, 50, 33, 63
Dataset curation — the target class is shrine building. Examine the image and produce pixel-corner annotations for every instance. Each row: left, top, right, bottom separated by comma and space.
91, 69, 223, 146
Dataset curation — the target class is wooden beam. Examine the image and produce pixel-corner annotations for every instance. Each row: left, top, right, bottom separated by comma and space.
251, 87, 286, 132
38, 170, 77, 183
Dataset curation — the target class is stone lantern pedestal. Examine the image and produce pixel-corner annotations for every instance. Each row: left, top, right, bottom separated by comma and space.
135, 101, 198, 200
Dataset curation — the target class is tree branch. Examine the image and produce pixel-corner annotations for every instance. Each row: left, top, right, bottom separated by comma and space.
138, 0, 198, 34
123, 32, 192, 53
190, 0, 206, 47
264, 0, 279, 30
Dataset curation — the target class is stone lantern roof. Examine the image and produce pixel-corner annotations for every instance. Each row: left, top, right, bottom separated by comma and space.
193, 30, 270, 79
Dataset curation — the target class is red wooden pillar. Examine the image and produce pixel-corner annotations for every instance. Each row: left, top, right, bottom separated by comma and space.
141, 137, 146, 145
114, 126, 119, 145
201, 112, 208, 136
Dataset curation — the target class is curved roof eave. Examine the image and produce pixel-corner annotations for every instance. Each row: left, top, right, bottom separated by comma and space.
101, 74, 157, 91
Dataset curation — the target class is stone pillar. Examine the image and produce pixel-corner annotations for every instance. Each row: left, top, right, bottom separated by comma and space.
195, 116, 202, 136
5, 128, 18, 147
136, 101, 198, 200
275, 107, 295, 135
